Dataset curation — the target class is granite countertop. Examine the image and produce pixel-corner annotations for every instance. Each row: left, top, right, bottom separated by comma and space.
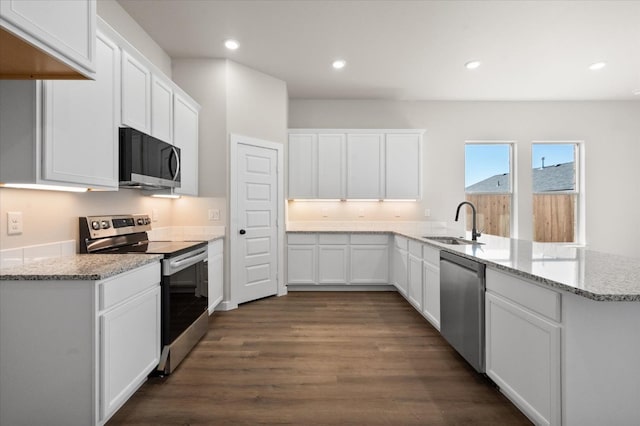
287, 229, 640, 302
0, 254, 162, 281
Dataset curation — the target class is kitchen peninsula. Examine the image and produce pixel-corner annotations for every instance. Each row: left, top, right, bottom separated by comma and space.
287, 225, 640, 426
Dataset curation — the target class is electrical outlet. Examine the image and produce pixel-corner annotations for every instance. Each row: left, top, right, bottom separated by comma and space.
208, 209, 220, 221
424, 208, 431, 217
321, 208, 329, 218
151, 209, 159, 222
358, 208, 365, 217
7, 211, 23, 235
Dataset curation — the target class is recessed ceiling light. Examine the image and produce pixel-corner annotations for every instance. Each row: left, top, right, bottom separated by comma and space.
224, 39, 239, 50
332, 59, 346, 70
465, 60, 481, 70
633, 89, 640, 96
588, 61, 606, 71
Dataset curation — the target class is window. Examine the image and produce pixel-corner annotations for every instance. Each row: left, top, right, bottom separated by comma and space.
531, 143, 579, 242
465, 143, 513, 238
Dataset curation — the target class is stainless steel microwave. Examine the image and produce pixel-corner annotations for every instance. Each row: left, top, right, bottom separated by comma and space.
119, 128, 181, 189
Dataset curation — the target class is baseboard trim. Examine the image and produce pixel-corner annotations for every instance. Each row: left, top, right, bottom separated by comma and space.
287, 284, 397, 292
217, 300, 238, 311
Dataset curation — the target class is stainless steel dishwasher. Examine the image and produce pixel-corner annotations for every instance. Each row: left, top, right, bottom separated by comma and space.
440, 251, 486, 373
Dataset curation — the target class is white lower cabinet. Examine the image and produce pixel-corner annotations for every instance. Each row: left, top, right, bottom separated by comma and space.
0, 262, 161, 426
317, 233, 349, 284
208, 239, 224, 313
407, 242, 423, 310
422, 245, 440, 330
485, 269, 561, 426
100, 285, 160, 420
349, 234, 389, 284
287, 234, 318, 284
391, 236, 408, 296
287, 233, 389, 286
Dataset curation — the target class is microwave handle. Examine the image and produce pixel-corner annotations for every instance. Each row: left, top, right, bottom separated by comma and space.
170, 146, 181, 181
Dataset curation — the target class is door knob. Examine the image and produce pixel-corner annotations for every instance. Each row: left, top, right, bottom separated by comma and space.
239, 229, 246, 235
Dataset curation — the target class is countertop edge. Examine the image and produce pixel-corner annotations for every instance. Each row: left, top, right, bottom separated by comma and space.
286, 230, 640, 302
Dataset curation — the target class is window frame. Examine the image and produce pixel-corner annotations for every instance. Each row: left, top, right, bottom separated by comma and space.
531, 141, 585, 244
464, 140, 516, 238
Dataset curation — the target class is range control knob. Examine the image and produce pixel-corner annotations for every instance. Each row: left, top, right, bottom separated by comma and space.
144, 218, 151, 225
91, 221, 100, 230
101, 220, 110, 229
137, 218, 144, 225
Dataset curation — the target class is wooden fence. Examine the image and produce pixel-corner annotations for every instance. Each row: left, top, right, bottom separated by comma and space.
464, 193, 576, 242
464, 194, 511, 238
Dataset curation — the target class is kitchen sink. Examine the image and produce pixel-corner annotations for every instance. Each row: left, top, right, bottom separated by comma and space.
422, 236, 484, 245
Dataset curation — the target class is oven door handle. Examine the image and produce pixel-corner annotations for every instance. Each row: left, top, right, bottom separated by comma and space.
166, 249, 208, 275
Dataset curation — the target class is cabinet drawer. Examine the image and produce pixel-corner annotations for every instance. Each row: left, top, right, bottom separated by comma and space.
486, 268, 561, 322
318, 233, 349, 244
408, 240, 422, 257
423, 245, 440, 266
99, 262, 161, 310
394, 235, 408, 250
350, 234, 388, 245
287, 233, 317, 244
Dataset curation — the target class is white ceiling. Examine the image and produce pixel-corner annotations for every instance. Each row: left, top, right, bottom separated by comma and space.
117, 0, 640, 101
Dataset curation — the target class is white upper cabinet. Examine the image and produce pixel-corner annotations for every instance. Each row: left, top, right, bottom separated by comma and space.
386, 133, 422, 199
41, 31, 120, 189
150, 74, 173, 144
173, 92, 199, 196
121, 51, 151, 133
288, 129, 423, 200
318, 133, 346, 199
288, 133, 317, 198
347, 133, 384, 199
0, 0, 96, 79
0, 30, 118, 190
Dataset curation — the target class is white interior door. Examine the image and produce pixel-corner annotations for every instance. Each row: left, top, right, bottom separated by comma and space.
235, 142, 279, 304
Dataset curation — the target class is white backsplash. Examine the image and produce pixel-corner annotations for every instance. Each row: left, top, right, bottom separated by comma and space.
147, 226, 226, 241
286, 220, 460, 236
0, 240, 76, 269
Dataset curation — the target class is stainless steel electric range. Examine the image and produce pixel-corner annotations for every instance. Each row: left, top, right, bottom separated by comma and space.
79, 214, 208, 374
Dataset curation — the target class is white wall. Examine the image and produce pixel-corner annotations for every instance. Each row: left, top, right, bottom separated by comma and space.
97, 0, 172, 76
288, 100, 640, 257
226, 61, 288, 145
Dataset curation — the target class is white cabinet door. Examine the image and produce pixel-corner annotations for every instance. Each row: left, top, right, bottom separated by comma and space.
0, 0, 96, 78
100, 286, 160, 422
41, 31, 119, 189
392, 247, 408, 296
318, 245, 349, 284
150, 75, 173, 143
408, 253, 423, 310
318, 133, 346, 199
350, 245, 389, 284
173, 92, 199, 196
288, 133, 317, 198
486, 292, 561, 426
121, 51, 150, 133
386, 133, 421, 199
287, 245, 317, 284
422, 261, 440, 330
347, 133, 384, 199
208, 239, 224, 313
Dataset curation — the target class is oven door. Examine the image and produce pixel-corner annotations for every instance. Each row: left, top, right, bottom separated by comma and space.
161, 247, 208, 346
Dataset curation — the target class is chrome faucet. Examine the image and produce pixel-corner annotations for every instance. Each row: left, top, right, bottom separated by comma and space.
455, 201, 481, 241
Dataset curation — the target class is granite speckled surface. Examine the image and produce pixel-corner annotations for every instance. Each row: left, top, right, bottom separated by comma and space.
0, 254, 162, 281
288, 229, 640, 302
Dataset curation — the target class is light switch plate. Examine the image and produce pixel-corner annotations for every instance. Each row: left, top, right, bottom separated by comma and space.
208, 209, 220, 221
7, 211, 23, 235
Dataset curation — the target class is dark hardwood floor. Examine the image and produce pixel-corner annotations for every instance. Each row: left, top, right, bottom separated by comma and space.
108, 292, 531, 425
